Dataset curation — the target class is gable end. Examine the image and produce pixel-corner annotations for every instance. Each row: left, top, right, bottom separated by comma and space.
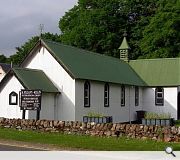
20, 39, 75, 79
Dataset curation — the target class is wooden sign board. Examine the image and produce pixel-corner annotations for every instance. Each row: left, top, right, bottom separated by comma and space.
20, 90, 42, 110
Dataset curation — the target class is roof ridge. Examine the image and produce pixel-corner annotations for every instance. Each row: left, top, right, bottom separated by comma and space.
13, 67, 43, 73
130, 57, 180, 62
40, 39, 145, 86
42, 39, 126, 64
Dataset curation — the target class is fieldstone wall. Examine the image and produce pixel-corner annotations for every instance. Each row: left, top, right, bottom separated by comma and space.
0, 117, 180, 142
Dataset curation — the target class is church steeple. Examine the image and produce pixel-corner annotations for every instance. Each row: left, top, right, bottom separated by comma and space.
118, 32, 130, 62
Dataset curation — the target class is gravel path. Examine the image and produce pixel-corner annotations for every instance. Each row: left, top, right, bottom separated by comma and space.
0, 139, 77, 151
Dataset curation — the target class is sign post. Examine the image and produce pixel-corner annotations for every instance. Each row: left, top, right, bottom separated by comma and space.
22, 110, 26, 119
19, 90, 42, 120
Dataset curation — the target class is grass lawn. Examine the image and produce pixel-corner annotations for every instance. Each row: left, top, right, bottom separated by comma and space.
0, 127, 179, 151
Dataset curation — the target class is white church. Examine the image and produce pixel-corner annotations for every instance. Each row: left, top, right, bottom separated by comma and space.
0, 37, 179, 122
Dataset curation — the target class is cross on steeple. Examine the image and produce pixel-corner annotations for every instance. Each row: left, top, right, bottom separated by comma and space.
39, 24, 44, 39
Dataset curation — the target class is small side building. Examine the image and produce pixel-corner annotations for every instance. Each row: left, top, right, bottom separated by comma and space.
0, 63, 11, 81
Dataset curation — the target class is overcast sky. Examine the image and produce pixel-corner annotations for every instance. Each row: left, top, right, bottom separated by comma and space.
0, 0, 78, 57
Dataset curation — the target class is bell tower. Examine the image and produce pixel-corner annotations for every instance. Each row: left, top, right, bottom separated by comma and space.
119, 32, 130, 62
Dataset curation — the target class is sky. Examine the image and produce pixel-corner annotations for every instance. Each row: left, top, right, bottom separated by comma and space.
0, 0, 78, 57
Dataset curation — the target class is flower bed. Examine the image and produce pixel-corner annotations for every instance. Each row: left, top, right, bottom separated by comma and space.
142, 118, 174, 126
142, 112, 174, 126
83, 116, 113, 123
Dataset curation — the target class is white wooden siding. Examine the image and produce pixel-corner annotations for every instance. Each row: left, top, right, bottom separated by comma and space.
0, 76, 24, 118
28, 93, 56, 120
142, 87, 177, 120
24, 47, 76, 121
75, 80, 143, 123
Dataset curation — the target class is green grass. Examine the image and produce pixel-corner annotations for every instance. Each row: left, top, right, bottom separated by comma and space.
0, 127, 179, 151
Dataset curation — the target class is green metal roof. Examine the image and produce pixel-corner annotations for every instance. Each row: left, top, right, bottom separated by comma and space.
118, 37, 130, 50
41, 39, 145, 86
13, 68, 59, 93
129, 58, 180, 86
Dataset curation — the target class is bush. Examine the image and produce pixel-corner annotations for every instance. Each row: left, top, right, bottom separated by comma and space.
87, 112, 104, 118
174, 120, 180, 126
144, 112, 171, 119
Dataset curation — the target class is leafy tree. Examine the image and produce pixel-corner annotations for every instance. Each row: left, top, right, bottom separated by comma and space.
59, 0, 158, 59
0, 54, 7, 63
9, 33, 61, 65
59, 0, 127, 57
140, 0, 180, 58
124, 0, 158, 59
8, 0, 179, 64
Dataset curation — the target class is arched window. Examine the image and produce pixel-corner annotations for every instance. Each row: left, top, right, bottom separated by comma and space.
135, 86, 139, 106
84, 81, 90, 107
121, 85, 125, 106
155, 87, 164, 106
9, 91, 18, 105
104, 83, 109, 107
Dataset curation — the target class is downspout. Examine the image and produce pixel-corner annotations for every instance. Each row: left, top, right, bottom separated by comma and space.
129, 86, 135, 124
54, 93, 59, 120
129, 86, 131, 124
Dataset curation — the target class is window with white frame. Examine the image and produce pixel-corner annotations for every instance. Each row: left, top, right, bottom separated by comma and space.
121, 85, 125, 106
84, 81, 90, 107
135, 86, 139, 106
9, 91, 18, 105
104, 83, 109, 107
155, 87, 164, 106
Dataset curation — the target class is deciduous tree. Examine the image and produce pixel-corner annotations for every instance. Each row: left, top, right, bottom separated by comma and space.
140, 0, 180, 58
9, 33, 61, 65
0, 54, 7, 63
59, 0, 158, 59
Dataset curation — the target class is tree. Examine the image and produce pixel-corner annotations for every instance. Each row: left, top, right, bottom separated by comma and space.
140, 0, 180, 58
9, 33, 61, 65
59, 0, 127, 57
59, 0, 158, 59
124, 0, 158, 59
0, 54, 7, 63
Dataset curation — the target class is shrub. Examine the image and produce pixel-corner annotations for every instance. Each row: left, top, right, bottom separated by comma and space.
87, 112, 104, 117
144, 112, 171, 119
175, 120, 180, 126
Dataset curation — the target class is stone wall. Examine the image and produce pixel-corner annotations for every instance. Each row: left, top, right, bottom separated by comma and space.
0, 117, 180, 142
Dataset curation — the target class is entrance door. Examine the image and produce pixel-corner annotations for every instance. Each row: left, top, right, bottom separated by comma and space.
178, 92, 180, 119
